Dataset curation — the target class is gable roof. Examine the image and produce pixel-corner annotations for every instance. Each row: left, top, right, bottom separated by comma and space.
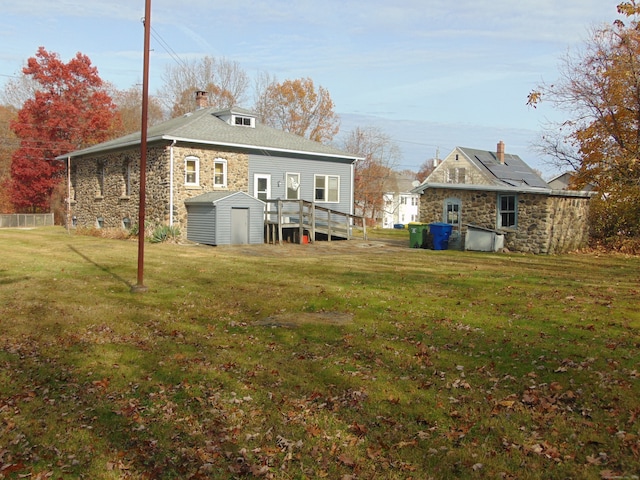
184, 190, 265, 205
57, 107, 361, 162
385, 172, 419, 194
457, 146, 549, 189
413, 144, 553, 195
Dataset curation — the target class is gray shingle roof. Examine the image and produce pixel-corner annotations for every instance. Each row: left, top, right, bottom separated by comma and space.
184, 191, 265, 205
459, 147, 549, 189
57, 107, 360, 161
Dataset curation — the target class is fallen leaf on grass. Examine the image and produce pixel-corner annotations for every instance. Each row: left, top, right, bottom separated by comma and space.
338, 454, 356, 467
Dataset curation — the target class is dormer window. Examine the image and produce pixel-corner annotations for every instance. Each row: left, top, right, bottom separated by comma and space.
233, 115, 254, 128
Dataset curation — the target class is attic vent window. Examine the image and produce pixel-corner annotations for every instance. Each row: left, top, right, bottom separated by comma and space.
233, 115, 254, 127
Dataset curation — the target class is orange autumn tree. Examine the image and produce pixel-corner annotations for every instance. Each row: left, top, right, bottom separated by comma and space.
10, 47, 120, 212
528, 2, 640, 242
0, 105, 18, 213
255, 77, 340, 144
111, 84, 165, 136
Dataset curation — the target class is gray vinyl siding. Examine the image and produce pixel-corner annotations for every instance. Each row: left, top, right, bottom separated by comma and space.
248, 153, 353, 215
185, 191, 265, 245
186, 204, 217, 245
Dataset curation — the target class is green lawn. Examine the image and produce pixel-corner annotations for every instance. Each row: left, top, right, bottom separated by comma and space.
1, 227, 639, 479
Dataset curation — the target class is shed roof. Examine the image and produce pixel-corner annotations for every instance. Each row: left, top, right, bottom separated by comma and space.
184, 191, 265, 205
57, 107, 360, 162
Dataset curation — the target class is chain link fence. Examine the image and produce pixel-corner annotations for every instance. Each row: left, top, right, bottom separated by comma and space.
0, 213, 55, 228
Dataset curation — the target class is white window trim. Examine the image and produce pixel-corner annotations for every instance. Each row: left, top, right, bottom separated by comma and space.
254, 173, 271, 200
233, 115, 255, 128
314, 174, 340, 203
185, 156, 199, 186
214, 158, 227, 187
286, 172, 301, 200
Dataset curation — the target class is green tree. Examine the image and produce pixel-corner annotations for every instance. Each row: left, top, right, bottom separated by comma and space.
528, 2, 640, 242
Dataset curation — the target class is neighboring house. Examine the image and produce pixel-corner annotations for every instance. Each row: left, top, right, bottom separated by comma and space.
547, 171, 595, 192
413, 141, 594, 254
382, 172, 420, 228
58, 92, 361, 243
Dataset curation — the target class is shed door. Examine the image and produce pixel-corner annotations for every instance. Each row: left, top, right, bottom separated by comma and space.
231, 208, 249, 244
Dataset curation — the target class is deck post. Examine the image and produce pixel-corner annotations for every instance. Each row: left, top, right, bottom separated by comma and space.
277, 200, 283, 245
298, 199, 304, 243
327, 209, 332, 241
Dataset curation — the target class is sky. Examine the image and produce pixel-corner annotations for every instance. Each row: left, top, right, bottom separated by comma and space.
0, 0, 623, 178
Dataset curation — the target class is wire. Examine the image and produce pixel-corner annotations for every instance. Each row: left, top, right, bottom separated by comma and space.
150, 26, 190, 71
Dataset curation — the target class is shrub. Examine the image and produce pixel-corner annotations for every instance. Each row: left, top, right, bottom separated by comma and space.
150, 224, 181, 243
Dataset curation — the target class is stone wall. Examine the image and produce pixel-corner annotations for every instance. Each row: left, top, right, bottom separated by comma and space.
170, 146, 249, 228
418, 187, 591, 254
419, 188, 498, 228
71, 146, 169, 229
544, 194, 591, 254
70, 143, 249, 232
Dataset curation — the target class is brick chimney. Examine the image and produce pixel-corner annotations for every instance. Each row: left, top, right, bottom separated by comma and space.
195, 90, 209, 109
497, 140, 505, 164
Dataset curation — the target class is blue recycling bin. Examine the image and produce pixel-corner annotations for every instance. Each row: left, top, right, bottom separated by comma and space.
429, 222, 453, 250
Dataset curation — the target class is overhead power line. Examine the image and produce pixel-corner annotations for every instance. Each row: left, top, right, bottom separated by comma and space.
150, 25, 190, 71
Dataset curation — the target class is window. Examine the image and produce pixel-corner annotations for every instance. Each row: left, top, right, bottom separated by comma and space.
445, 201, 460, 225
71, 164, 77, 201
498, 194, 517, 228
123, 158, 131, 196
286, 173, 300, 200
185, 156, 199, 185
214, 158, 227, 187
447, 167, 466, 184
96, 161, 105, 196
314, 175, 339, 202
233, 115, 254, 127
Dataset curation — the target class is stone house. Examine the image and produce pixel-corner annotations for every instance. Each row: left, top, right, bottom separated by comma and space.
412, 141, 594, 254
58, 92, 361, 241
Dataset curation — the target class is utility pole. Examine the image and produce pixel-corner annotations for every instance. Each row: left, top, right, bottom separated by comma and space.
132, 0, 151, 293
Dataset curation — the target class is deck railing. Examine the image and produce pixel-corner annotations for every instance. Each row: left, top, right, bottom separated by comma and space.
263, 199, 367, 244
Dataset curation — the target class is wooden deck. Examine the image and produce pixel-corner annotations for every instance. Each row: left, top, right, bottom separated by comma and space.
263, 199, 367, 244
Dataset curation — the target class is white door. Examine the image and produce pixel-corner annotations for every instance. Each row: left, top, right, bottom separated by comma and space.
254, 174, 271, 201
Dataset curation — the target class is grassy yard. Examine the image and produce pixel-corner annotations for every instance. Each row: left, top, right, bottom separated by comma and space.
0, 227, 639, 479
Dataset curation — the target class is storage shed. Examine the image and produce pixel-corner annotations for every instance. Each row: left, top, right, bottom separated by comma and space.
464, 224, 505, 252
185, 191, 265, 246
